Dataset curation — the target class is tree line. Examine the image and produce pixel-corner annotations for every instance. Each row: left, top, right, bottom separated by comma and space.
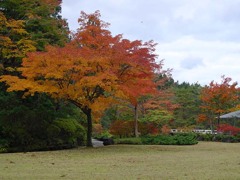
0, 0, 239, 152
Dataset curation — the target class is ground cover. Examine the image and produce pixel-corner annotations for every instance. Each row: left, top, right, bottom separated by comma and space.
0, 142, 239, 179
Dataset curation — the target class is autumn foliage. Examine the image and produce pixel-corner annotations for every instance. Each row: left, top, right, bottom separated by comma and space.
136, 72, 178, 132
0, 11, 159, 146
0, 12, 36, 70
199, 76, 239, 125
161, 125, 171, 135
109, 120, 158, 137
92, 123, 103, 136
217, 124, 240, 136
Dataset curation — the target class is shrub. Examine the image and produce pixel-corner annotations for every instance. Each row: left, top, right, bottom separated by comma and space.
141, 135, 155, 145
217, 124, 240, 135
0, 139, 8, 153
113, 133, 198, 145
141, 133, 198, 145
2, 118, 86, 153
50, 118, 86, 148
214, 134, 239, 143
174, 133, 198, 145
196, 133, 240, 143
236, 134, 240, 142
153, 135, 177, 145
94, 131, 114, 146
114, 137, 142, 145
197, 134, 214, 141
94, 130, 113, 139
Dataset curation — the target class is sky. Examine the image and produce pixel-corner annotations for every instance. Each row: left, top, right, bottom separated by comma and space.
61, 0, 240, 85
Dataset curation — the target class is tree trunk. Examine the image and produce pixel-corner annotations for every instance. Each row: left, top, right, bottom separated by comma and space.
210, 119, 214, 134
134, 104, 139, 137
217, 113, 220, 126
86, 108, 93, 147
68, 100, 93, 147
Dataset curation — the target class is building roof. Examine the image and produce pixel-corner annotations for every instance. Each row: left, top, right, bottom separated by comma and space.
220, 110, 240, 119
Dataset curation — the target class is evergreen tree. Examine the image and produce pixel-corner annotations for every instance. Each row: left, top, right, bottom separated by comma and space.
0, 0, 84, 152
173, 82, 202, 127
0, 0, 69, 51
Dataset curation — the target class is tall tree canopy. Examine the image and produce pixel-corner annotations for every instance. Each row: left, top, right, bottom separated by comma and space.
0, 0, 73, 152
113, 40, 159, 137
0, 11, 160, 147
173, 82, 202, 127
0, 12, 36, 73
140, 71, 178, 130
0, 0, 68, 73
199, 76, 239, 128
0, 0, 68, 51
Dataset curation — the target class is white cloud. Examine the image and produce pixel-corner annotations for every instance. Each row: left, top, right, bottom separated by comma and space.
180, 57, 204, 69
61, 0, 240, 85
156, 36, 240, 84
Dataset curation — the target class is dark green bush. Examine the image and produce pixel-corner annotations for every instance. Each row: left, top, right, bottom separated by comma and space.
236, 134, 240, 142
220, 135, 238, 143
49, 118, 86, 148
141, 133, 198, 145
197, 133, 240, 143
114, 133, 198, 145
94, 131, 113, 139
141, 135, 155, 145
174, 133, 198, 145
114, 137, 142, 145
197, 134, 214, 141
1, 118, 86, 153
0, 139, 8, 153
154, 135, 177, 145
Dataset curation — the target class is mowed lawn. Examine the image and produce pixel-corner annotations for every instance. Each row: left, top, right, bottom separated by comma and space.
0, 142, 239, 180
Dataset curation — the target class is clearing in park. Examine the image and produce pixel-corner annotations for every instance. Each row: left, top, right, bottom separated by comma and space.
0, 142, 239, 180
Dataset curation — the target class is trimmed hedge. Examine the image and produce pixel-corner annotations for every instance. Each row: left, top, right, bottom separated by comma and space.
141, 133, 198, 145
197, 134, 240, 143
114, 133, 198, 145
114, 137, 142, 145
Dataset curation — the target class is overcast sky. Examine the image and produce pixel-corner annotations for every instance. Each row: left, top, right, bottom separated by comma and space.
61, 0, 240, 85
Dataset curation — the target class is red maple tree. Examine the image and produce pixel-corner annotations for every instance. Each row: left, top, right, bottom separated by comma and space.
199, 76, 239, 130
0, 11, 160, 146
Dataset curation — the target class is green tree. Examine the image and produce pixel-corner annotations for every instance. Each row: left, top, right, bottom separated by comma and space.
140, 72, 177, 129
173, 82, 202, 127
0, 0, 68, 51
0, 0, 73, 152
0, 12, 36, 73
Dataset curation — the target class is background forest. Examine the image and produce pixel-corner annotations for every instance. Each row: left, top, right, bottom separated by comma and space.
0, 0, 239, 152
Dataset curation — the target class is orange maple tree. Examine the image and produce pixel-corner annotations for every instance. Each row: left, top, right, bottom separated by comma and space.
199, 76, 239, 129
0, 11, 160, 146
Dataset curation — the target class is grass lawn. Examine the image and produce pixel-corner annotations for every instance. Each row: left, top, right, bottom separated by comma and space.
0, 142, 239, 180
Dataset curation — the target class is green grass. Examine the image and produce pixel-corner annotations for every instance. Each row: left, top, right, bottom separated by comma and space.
0, 142, 239, 179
